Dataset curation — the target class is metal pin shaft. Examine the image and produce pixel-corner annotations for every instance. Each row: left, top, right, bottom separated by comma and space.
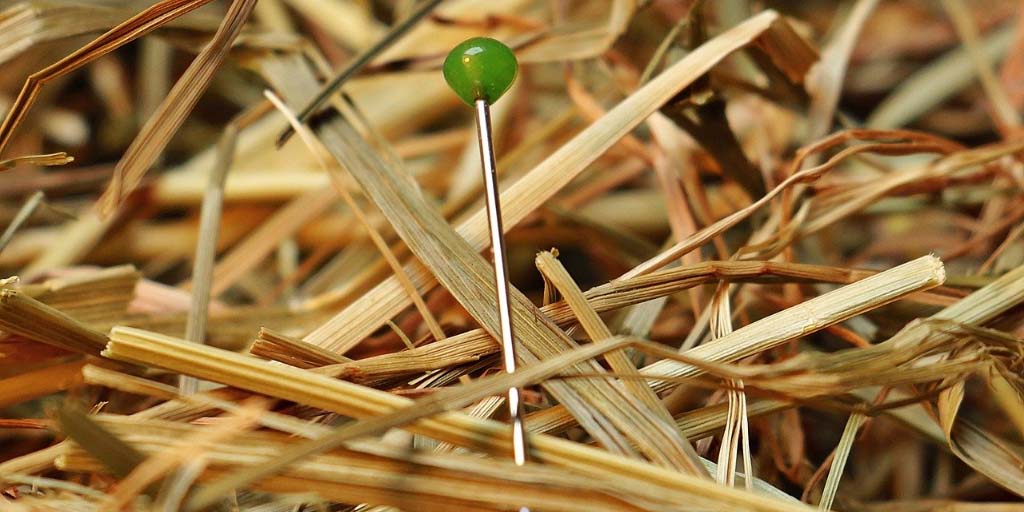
473, 98, 529, 467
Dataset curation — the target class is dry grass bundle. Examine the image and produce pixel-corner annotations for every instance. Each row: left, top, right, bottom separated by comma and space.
2, 1, 1024, 511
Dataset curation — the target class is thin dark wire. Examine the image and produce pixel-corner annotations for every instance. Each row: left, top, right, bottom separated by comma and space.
276, 0, 444, 147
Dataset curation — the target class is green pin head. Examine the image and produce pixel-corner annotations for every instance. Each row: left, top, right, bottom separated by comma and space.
443, 37, 518, 106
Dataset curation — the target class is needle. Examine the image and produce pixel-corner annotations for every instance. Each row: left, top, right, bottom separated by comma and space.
443, 38, 530, 471
474, 97, 529, 466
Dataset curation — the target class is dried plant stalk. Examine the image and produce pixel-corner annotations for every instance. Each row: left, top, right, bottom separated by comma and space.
0, 0, 218, 158
263, 88, 445, 341
23, 211, 116, 277
251, 327, 350, 368
24, 264, 139, 324
180, 104, 270, 394
940, 0, 1021, 131
57, 417, 655, 512
534, 250, 704, 473
0, 289, 108, 355
524, 255, 944, 433
0, 1, 139, 64
98, 0, 259, 214
818, 411, 867, 510
103, 328, 812, 512
0, 359, 84, 408
258, 260, 949, 386
204, 188, 337, 296
644, 255, 944, 385
867, 25, 1015, 129
0, 191, 44, 254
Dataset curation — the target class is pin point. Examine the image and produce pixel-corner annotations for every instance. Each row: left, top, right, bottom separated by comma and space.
443, 38, 529, 471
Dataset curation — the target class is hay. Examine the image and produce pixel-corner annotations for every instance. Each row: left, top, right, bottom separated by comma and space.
1, 1, 1023, 511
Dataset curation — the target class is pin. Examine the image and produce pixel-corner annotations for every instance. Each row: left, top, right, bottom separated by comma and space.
443, 38, 529, 470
